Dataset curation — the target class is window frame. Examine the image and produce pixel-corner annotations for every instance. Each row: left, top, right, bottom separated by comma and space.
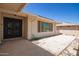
38, 21, 53, 32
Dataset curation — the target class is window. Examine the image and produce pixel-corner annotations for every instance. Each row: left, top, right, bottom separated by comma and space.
38, 21, 53, 32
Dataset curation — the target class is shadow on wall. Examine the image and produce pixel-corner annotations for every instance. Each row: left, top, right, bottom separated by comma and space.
31, 33, 62, 41
76, 38, 79, 56
76, 45, 79, 56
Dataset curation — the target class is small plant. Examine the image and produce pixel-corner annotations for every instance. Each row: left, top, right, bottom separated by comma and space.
32, 34, 41, 40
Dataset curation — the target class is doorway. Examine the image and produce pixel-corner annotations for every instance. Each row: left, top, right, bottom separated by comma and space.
3, 17, 22, 39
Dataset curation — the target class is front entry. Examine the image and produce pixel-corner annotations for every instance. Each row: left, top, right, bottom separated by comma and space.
3, 17, 22, 39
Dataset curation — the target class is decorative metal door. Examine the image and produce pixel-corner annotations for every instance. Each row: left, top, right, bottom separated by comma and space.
3, 17, 22, 39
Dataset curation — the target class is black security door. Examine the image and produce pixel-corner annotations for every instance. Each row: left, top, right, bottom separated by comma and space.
3, 17, 22, 39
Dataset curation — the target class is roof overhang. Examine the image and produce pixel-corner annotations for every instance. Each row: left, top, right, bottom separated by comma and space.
0, 3, 26, 12
25, 13, 57, 23
56, 24, 79, 26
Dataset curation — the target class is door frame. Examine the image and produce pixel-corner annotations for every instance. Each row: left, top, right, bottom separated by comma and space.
3, 17, 22, 39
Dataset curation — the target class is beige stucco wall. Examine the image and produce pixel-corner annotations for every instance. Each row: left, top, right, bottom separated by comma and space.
57, 26, 79, 36
0, 10, 58, 43
0, 12, 3, 44
22, 17, 28, 39
27, 15, 58, 40
58, 30, 79, 36
57, 26, 79, 30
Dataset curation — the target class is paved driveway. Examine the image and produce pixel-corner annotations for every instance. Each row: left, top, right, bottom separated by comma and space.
0, 39, 53, 56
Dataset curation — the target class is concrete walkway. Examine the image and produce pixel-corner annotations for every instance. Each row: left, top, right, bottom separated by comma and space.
32, 35, 76, 56
0, 39, 53, 56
